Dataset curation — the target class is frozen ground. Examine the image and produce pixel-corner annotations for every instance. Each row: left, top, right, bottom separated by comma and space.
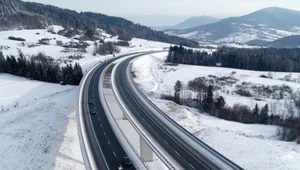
132, 52, 300, 116
132, 52, 300, 170
0, 73, 84, 170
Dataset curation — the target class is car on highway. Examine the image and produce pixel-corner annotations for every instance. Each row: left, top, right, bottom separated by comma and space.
90, 109, 96, 114
122, 156, 132, 166
118, 165, 123, 170
88, 99, 94, 104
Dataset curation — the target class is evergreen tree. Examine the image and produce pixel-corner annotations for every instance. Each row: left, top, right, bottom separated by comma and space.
215, 96, 225, 110
174, 80, 182, 104
253, 103, 259, 123
0, 52, 5, 73
203, 85, 214, 114
260, 104, 269, 124
73, 63, 83, 85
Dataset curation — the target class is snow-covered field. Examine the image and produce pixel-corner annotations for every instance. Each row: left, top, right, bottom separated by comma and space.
132, 52, 300, 170
133, 52, 300, 116
0, 74, 84, 170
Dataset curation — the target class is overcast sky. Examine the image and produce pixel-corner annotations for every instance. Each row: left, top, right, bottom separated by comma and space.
24, 0, 300, 26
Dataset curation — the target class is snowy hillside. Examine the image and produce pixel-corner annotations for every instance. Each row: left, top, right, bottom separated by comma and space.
0, 74, 84, 170
132, 52, 300, 116
0, 26, 171, 70
132, 52, 300, 170
165, 7, 300, 45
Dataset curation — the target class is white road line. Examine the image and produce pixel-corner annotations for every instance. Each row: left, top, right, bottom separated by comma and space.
189, 163, 196, 170
113, 152, 116, 157
98, 117, 100, 121
175, 151, 180, 156
100, 124, 102, 127
103, 132, 106, 136
164, 141, 169, 145
108, 141, 111, 145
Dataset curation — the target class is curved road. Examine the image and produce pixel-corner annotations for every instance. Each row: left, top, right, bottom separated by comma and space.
114, 56, 243, 170
81, 54, 140, 170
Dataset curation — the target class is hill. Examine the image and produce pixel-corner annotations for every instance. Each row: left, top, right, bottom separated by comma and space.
153, 16, 220, 30
166, 7, 300, 45
267, 35, 300, 48
0, 0, 198, 47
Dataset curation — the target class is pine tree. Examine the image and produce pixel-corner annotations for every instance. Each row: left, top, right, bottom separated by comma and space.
73, 63, 83, 85
215, 96, 225, 109
0, 52, 5, 73
174, 80, 182, 104
203, 85, 214, 114
253, 103, 259, 123
259, 104, 269, 124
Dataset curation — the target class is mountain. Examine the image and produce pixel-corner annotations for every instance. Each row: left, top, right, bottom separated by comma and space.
166, 7, 300, 45
267, 35, 300, 48
173, 16, 220, 29
153, 16, 220, 31
0, 0, 198, 47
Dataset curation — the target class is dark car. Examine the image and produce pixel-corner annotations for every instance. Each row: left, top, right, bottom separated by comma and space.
90, 109, 96, 114
122, 157, 132, 166
88, 99, 94, 104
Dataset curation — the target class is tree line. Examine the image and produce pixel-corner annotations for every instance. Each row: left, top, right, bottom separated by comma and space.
93, 41, 120, 56
0, 52, 83, 85
167, 45, 300, 72
172, 80, 300, 143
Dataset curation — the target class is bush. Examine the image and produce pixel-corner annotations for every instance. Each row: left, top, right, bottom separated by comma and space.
8, 36, 26, 41
235, 89, 252, 97
116, 40, 130, 47
259, 75, 268, 78
68, 55, 84, 60
56, 40, 63, 46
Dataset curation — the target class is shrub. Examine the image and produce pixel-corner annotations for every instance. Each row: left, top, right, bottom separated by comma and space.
259, 75, 268, 78
116, 40, 130, 47
8, 36, 25, 41
235, 89, 252, 97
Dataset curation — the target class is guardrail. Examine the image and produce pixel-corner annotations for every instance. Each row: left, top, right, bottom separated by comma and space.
125, 56, 243, 170
99, 63, 149, 170
77, 51, 153, 170
77, 62, 103, 170
112, 54, 180, 170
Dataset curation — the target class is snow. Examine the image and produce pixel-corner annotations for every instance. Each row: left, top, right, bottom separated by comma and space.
133, 52, 300, 114
151, 99, 300, 170
0, 74, 84, 170
180, 31, 199, 38
132, 52, 300, 170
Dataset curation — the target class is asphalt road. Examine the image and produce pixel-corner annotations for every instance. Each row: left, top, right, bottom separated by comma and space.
114, 57, 210, 170
82, 56, 137, 170
115, 56, 242, 170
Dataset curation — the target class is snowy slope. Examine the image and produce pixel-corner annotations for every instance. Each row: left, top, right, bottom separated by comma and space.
0, 74, 84, 170
132, 52, 300, 170
0, 26, 172, 72
152, 99, 300, 170
132, 52, 300, 116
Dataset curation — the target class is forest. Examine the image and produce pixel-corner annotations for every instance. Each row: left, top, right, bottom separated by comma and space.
167, 45, 300, 72
0, 52, 83, 85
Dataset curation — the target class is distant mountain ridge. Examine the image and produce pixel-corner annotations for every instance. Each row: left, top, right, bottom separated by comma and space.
267, 35, 300, 48
166, 7, 300, 45
0, 0, 198, 47
153, 16, 220, 30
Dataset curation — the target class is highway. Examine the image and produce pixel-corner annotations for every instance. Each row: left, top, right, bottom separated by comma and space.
81, 54, 138, 170
114, 56, 243, 170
